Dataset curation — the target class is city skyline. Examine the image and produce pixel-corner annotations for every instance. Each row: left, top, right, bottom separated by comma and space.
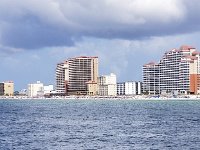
1, 0, 200, 90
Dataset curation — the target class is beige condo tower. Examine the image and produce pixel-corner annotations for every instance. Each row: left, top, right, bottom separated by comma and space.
56, 56, 98, 95
3, 81, 14, 96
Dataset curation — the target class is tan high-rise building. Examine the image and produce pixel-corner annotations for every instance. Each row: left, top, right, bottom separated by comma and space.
142, 62, 159, 95
4, 81, 14, 96
56, 56, 98, 95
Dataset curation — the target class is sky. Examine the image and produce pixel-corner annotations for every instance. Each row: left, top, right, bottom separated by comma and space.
1, 0, 200, 90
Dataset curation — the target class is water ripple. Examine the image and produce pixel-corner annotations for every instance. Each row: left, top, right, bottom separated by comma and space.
0, 99, 200, 149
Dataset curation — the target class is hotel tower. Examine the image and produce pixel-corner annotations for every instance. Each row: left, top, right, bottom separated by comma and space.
56, 56, 98, 95
143, 45, 200, 95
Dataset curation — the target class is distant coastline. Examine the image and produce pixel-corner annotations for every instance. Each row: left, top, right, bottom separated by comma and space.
1, 95, 200, 100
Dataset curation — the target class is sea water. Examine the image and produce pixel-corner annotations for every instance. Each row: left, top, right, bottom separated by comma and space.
0, 99, 200, 150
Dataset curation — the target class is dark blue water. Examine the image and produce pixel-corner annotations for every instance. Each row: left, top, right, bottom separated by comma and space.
0, 99, 200, 150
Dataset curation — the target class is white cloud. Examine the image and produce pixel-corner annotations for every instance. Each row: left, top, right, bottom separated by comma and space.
0, 0, 198, 49
60, 0, 185, 26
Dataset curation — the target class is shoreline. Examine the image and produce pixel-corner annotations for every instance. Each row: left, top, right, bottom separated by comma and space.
1, 95, 200, 100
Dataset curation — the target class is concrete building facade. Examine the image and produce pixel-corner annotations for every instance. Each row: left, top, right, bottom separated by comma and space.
56, 62, 67, 94
98, 73, 117, 96
27, 81, 44, 97
86, 81, 99, 96
44, 85, 54, 95
56, 56, 99, 95
4, 81, 14, 96
142, 62, 160, 95
0, 83, 4, 96
117, 82, 125, 95
143, 45, 200, 95
117, 81, 142, 95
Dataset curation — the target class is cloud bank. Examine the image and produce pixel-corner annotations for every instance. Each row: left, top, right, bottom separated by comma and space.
0, 0, 199, 49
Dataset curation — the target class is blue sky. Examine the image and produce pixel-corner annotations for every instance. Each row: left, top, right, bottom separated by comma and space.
1, 0, 200, 90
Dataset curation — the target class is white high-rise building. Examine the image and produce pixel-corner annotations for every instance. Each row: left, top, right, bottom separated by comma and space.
56, 62, 68, 94
98, 73, 117, 96
125, 82, 136, 95
143, 45, 200, 95
27, 81, 44, 97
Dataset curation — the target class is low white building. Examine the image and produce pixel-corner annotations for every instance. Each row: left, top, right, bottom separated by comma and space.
117, 81, 142, 95
44, 85, 54, 95
27, 81, 54, 97
98, 73, 117, 96
99, 84, 117, 96
19, 89, 27, 96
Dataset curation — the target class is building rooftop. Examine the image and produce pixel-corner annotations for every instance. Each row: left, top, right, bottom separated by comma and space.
180, 45, 195, 50
192, 51, 200, 55
76, 56, 98, 58
143, 61, 158, 67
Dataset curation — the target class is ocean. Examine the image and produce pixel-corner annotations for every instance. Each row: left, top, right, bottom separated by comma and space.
0, 99, 200, 150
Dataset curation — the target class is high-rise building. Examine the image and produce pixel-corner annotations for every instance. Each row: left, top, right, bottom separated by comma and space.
3, 81, 14, 96
56, 56, 98, 95
142, 62, 159, 95
143, 45, 200, 95
117, 81, 142, 95
27, 81, 44, 97
56, 62, 67, 94
98, 73, 117, 96
0, 81, 14, 96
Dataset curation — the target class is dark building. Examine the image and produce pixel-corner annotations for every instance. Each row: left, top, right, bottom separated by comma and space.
0, 83, 4, 96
